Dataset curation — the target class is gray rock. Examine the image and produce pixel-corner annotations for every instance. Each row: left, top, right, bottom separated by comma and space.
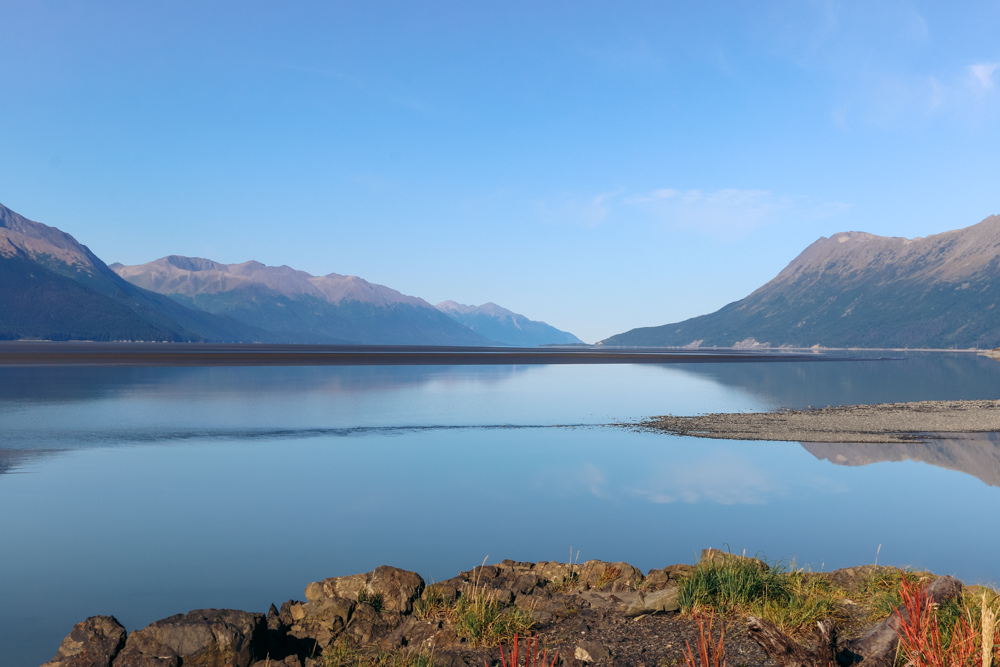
624, 585, 680, 617
113, 609, 265, 667
305, 566, 425, 615
42, 615, 127, 667
574, 641, 610, 663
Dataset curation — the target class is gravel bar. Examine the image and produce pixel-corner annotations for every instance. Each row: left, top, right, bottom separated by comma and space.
636, 399, 1000, 443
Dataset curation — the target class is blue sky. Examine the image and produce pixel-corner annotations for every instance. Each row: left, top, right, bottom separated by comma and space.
2, 1, 999, 342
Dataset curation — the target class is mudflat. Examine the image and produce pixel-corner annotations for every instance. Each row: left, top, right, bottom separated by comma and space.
637, 399, 1000, 443
0, 341, 838, 366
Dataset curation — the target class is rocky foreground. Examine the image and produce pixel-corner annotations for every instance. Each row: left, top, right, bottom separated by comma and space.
39, 550, 970, 667
636, 399, 1000, 443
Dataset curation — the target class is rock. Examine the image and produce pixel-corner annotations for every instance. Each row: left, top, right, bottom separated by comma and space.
576, 562, 643, 592
642, 569, 671, 591
114, 609, 265, 667
624, 584, 680, 617
250, 657, 302, 667
305, 566, 425, 615
575, 641, 610, 663
663, 564, 695, 579
286, 595, 354, 653
346, 602, 394, 644
700, 548, 767, 571
42, 615, 127, 667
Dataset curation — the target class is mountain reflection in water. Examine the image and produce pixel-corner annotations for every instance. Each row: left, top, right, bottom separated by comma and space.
803, 432, 1000, 488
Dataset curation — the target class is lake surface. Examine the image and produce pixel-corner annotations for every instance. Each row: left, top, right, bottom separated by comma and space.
4, 351, 1000, 666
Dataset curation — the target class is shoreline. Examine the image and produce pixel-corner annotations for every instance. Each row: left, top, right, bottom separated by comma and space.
40, 551, 988, 667
634, 399, 1000, 443
0, 341, 847, 367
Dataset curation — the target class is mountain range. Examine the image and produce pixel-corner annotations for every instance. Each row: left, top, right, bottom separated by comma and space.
603, 214, 1000, 349
435, 301, 583, 347
0, 202, 581, 346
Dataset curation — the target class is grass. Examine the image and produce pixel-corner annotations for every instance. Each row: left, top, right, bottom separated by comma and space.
677, 556, 899, 634
412, 568, 535, 647
357, 589, 385, 613
320, 636, 436, 667
449, 579, 535, 646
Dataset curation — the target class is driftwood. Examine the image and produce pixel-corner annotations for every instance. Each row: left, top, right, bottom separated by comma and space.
747, 575, 963, 667
747, 616, 837, 667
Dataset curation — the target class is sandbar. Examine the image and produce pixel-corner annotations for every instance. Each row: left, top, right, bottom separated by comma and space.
637, 399, 1000, 443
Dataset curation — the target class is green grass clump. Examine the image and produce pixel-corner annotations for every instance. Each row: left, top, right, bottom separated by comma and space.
449, 582, 535, 646
356, 589, 385, 613
677, 557, 844, 633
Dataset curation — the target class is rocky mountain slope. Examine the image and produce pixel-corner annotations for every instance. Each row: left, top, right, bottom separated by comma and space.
112, 256, 492, 345
0, 203, 273, 342
602, 214, 1000, 349
436, 300, 584, 346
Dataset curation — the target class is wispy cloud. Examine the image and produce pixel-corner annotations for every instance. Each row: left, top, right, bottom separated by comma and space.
626, 453, 777, 505
969, 62, 1000, 92
626, 188, 850, 239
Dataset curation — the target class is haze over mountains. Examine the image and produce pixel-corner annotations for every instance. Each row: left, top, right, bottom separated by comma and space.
111, 256, 489, 346
0, 202, 582, 346
436, 301, 583, 347
603, 214, 1000, 349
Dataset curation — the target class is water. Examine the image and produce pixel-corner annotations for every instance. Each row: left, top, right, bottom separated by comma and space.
3, 352, 1000, 666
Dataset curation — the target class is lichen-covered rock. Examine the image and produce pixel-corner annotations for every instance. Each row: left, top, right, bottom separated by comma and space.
113, 609, 265, 667
42, 615, 127, 667
306, 566, 424, 614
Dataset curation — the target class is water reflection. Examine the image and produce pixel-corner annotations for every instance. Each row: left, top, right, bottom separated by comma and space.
664, 351, 1000, 409
802, 432, 1000, 488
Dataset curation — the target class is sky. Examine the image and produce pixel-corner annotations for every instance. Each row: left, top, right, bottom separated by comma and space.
2, 1, 1000, 343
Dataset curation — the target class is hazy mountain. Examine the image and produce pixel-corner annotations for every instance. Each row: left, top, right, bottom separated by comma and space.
0, 203, 272, 342
436, 301, 584, 346
602, 214, 1000, 349
113, 256, 492, 346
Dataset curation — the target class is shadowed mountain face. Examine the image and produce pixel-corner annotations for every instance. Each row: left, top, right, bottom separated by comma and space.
435, 300, 584, 346
113, 256, 493, 346
603, 215, 1000, 349
803, 433, 1000, 488
0, 203, 272, 342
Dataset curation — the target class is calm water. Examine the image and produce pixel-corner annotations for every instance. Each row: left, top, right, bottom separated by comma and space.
4, 352, 1000, 666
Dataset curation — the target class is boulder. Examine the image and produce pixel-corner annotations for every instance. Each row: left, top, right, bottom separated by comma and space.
42, 615, 127, 667
306, 566, 424, 615
575, 561, 643, 592
624, 584, 681, 617
113, 609, 265, 667
286, 596, 354, 653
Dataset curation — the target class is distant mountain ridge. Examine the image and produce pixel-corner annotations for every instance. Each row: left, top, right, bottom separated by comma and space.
112, 256, 492, 346
436, 300, 584, 346
0, 203, 273, 342
602, 214, 1000, 349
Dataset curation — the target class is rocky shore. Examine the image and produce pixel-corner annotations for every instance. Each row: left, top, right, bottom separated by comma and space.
635, 399, 1000, 443
39, 550, 973, 667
